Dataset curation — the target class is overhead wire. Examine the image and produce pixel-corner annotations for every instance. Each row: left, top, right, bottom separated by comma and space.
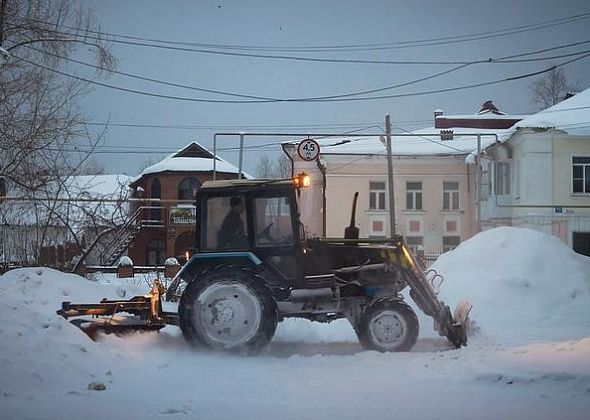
12, 50, 590, 103
22, 11, 590, 54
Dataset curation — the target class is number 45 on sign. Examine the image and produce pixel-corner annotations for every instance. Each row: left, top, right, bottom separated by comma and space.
297, 139, 320, 161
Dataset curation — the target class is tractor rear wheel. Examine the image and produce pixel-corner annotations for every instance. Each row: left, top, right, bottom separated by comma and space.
179, 267, 277, 353
357, 299, 419, 352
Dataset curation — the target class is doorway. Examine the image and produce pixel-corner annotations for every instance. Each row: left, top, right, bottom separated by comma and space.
573, 232, 590, 257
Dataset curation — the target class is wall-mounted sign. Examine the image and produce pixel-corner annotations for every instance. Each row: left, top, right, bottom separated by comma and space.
170, 207, 196, 225
297, 138, 320, 161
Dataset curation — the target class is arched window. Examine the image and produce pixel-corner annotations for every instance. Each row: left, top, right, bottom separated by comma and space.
151, 178, 161, 199
178, 177, 200, 200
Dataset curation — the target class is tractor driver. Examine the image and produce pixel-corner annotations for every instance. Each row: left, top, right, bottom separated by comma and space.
218, 196, 247, 248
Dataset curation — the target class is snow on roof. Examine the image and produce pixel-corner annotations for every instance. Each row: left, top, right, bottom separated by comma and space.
64, 174, 132, 198
2, 174, 131, 227
314, 126, 511, 159
132, 142, 246, 182
513, 87, 590, 135
438, 113, 529, 120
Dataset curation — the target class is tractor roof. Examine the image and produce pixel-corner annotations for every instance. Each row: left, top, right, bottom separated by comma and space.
200, 178, 295, 191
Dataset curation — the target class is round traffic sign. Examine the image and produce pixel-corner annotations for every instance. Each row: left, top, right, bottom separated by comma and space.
297, 139, 320, 161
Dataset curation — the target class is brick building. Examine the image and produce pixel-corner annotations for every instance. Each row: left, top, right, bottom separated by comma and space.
127, 142, 243, 266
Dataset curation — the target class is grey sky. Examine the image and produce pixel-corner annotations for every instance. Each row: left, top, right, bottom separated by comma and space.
76, 0, 590, 175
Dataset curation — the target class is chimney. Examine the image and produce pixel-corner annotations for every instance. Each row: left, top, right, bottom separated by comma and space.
434, 109, 444, 126
440, 129, 454, 141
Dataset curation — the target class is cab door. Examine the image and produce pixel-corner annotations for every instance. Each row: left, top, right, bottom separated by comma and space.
249, 190, 301, 285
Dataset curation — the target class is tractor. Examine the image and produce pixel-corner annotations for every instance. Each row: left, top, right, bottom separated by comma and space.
58, 174, 471, 353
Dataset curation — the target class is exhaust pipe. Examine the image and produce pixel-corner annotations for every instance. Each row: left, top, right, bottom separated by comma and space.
344, 192, 359, 239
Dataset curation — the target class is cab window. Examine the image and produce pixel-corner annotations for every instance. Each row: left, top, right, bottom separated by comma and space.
202, 195, 248, 250
253, 196, 293, 247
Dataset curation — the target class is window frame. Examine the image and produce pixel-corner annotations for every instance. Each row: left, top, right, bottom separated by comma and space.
406, 181, 423, 210
442, 181, 460, 211
493, 162, 511, 195
369, 181, 386, 210
253, 195, 295, 248
572, 156, 590, 195
178, 177, 201, 201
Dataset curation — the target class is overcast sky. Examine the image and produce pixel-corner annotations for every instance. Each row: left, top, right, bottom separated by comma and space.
75, 0, 590, 175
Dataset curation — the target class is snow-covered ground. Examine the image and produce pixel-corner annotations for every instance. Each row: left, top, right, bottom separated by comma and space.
1, 227, 589, 420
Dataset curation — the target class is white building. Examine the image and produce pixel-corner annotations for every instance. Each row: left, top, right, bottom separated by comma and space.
480, 88, 590, 256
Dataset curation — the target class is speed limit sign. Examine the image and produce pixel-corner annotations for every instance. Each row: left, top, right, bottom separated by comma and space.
297, 139, 320, 161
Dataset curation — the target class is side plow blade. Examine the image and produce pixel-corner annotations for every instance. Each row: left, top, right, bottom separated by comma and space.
393, 240, 473, 348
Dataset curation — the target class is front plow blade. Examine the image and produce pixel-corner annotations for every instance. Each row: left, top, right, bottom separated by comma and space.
394, 239, 473, 348
446, 300, 472, 348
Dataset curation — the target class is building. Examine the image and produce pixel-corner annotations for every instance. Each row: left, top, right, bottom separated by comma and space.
125, 142, 244, 266
0, 174, 130, 271
479, 88, 590, 256
288, 101, 526, 258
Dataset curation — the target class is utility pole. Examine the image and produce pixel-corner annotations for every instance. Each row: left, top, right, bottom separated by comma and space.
385, 114, 396, 237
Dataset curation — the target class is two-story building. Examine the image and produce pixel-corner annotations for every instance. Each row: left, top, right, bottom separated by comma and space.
288, 101, 525, 259
479, 88, 590, 256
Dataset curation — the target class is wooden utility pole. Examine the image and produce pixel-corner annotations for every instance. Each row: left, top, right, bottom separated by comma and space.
385, 114, 396, 237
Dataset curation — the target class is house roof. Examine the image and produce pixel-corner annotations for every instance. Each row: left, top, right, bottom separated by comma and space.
313, 126, 512, 160
130, 142, 246, 184
2, 174, 131, 227
512, 87, 590, 135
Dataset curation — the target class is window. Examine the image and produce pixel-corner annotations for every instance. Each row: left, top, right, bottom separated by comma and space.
443, 181, 459, 210
150, 178, 162, 220
573, 157, 590, 194
178, 177, 201, 200
405, 236, 423, 254
265, 196, 291, 216
369, 181, 386, 210
494, 162, 510, 195
146, 240, 165, 266
253, 196, 294, 247
443, 236, 461, 252
151, 178, 161, 199
406, 182, 422, 210
202, 195, 248, 250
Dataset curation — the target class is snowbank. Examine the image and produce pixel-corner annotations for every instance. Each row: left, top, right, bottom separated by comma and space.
0, 268, 145, 394
1, 237, 590, 420
432, 227, 590, 344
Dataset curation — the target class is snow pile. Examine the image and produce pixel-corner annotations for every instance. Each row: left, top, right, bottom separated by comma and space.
117, 256, 133, 266
1, 240, 590, 419
0, 268, 144, 394
432, 227, 590, 344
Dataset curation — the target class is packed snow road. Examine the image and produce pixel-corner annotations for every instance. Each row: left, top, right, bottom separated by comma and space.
1, 227, 589, 420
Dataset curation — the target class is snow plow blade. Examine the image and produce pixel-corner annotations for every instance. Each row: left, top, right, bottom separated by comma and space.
392, 239, 472, 348
56, 279, 178, 341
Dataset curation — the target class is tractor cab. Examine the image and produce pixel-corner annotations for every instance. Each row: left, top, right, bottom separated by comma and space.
194, 178, 302, 286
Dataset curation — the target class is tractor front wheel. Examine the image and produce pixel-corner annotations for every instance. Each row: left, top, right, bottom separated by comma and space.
357, 299, 419, 352
179, 267, 277, 353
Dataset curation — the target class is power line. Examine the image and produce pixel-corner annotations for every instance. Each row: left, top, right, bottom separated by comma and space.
23, 11, 590, 53
13, 50, 589, 104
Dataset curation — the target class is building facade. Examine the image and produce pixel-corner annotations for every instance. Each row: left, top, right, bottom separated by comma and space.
289, 101, 525, 259
480, 89, 590, 256
127, 142, 242, 266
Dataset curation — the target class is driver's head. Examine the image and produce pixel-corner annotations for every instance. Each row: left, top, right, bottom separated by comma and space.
230, 196, 244, 213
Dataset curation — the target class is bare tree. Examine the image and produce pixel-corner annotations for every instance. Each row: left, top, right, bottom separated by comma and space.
529, 67, 576, 110
0, 0, 117, 266
256, 154, 292, 179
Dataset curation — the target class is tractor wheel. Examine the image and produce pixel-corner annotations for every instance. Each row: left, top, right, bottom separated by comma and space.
179, 266, 277, 353
357, 299, 419, 352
